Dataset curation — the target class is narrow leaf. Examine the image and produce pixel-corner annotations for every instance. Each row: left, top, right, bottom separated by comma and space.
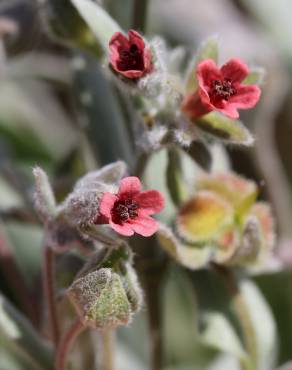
242, 68, 265, 85
70, 0, 122, 52
0, 294, 53, 370
195, 112, 254, 146
185, 36, 219, 93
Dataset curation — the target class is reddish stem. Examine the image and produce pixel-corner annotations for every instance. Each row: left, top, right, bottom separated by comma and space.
0, 222, 38, 326
43, 242, 60, 347
55, 318, 85, 370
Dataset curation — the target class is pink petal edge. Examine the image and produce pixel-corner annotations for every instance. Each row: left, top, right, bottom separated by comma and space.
109, 220, 134, 236
134, 190, 165, 215
99, 192, 118, 218
118, 176, 141, 196
130, 216, 158, 237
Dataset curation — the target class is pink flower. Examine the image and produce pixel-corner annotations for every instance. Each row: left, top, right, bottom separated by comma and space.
182, 58, 261, 120
98, 177, 164, 237
109, 30, 152, 79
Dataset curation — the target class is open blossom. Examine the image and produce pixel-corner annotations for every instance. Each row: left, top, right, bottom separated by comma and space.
98, 177, 164, 237
109, 30, 152, 79
182, 58, 261, 120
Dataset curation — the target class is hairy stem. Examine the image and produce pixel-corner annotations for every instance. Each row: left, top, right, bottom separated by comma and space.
167, 148, 187, 206
133, 236, 168, 370
214, 265, 256, 370
132, 0, 149, 33
43, 241, 60, 347
55, 318, 85, 370
99, 329, 115, 370
144, 277, 164, 370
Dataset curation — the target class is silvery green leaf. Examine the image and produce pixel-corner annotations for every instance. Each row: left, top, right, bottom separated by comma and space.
195, 113, 254, 146
239, 279, 277, 370
70, 0, 122, 52
200, 312, 246, 360
243, 67, 266, 85
185, 36, 219, 94
0, 293, 53, 370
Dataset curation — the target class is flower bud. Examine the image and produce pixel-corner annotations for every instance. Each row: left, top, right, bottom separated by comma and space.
68, 268, 132, 329
33, 166, 57, 222
59, 161, 126, 229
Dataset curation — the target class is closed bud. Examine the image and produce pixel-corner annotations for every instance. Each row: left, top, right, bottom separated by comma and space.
68, 263, 142, 329
68, 268, 131, 329
33, 167, 57, 222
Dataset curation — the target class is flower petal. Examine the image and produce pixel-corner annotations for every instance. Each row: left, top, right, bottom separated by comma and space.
217, 105, 240, 119
197, 59, 222, 88
128, 29, 145, 51
119, 69, 145, 78
109, 32, 130, 53
130, 216, 158, 237
99, 192, 118, 219
221, 59, 249, 83
109, 220, 134, 236
118, 176, 141, 197
182, 91, 212, 119
109, 32, 129, 70
133, 190, 164, 215
228, 85, 261, 109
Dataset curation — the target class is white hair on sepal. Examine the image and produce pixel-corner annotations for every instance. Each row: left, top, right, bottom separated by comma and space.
137, 125, 169, 152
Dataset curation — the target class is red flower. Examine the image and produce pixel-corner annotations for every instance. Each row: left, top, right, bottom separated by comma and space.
98, 177, 164, 237
109, 30, 152, 79
182, 59, 261, 120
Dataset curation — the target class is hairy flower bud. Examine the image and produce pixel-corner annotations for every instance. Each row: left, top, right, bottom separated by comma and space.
59, 161, 126, 229
68, 265, 142, 329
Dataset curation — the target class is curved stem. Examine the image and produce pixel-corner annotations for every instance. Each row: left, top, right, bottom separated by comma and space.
99, 329, 115, 370
132, 236, 168, 370
213, 265, 256, 370
43, 242, 60, 347
135, 151, 150, 179
144, 278, 163, 370
166, 148, 187, 206
55, 318, 85, 370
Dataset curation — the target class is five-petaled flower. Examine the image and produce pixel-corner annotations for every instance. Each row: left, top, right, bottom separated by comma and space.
98, 177, 164, 237
182, 58, 261, 120
109, 30, 152, 79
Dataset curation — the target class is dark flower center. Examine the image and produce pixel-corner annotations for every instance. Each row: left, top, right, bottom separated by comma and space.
117, 43, 144, 72
112, 198, 139, 224
210, 79, 237, 102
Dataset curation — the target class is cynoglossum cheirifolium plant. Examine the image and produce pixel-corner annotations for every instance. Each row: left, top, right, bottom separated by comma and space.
19, 1, 281, 370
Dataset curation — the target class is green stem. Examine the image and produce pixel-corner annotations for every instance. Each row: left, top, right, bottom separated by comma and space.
214, 265, 257, 370
132, 0, 149, 32
99, 329, 115, 370
43, 242, 60, 348
55, 318, 85, 370
166, 147, 187, 206
144, 276, 164, 370
132, 236, 168, 370
135, 151, 150, 179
